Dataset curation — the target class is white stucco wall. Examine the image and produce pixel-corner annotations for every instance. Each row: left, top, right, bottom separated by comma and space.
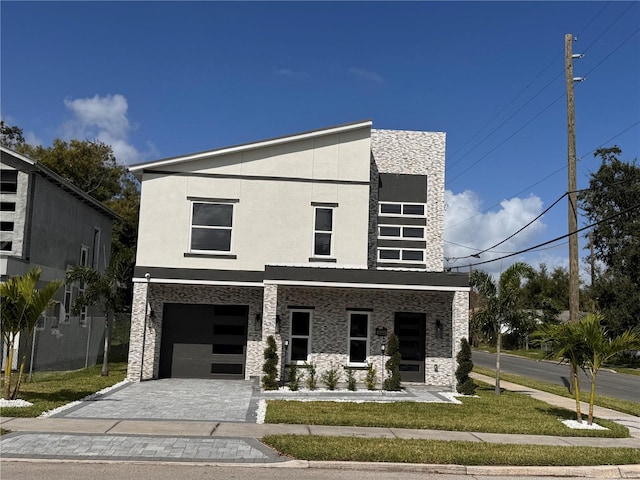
135, 127, 372, 270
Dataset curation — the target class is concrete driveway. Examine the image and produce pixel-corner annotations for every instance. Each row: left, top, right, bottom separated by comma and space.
55, 378, 261, 423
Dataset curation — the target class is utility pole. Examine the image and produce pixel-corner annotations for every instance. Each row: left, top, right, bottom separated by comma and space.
565, 34, 584, 324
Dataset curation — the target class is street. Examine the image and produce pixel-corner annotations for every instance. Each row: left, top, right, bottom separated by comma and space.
0, 461, 605, 480
472, 350, 639, 403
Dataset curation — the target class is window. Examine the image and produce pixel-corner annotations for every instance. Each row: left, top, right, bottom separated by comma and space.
0, 171, 18, 193
0, 202, 16, 212
379, 202, 425, 217
378, 248, 424, 263
348, 312, 369, 366
190, 202, 233, 252
63, 281, 73, 323
0, 222, 14, 231
0, 241, 12, 251
290, 310, 312, 363
92, 228, 101, 269
378, 225, 425, 240
313, 207, 333, 256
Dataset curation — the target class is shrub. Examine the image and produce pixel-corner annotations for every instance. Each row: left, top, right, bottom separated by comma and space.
321, 364, 341, 390
365, 364, 377, 390
287, 363, 303, 391
456, 337, 477, 395
262, 335, 279, 391
346, 368, 357, 391
305, 361, 317, 390
383, 334, 402, 391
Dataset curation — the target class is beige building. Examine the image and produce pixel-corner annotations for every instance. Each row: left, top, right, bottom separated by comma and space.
127, 120, 469, 388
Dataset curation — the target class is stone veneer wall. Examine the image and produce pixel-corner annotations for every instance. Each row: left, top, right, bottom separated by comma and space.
370, 129, 446, 272
270, 286, 461, 388
127, 282, 264, 381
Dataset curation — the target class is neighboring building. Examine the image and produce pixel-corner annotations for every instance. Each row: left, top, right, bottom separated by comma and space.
1, 146, 117, 371
126, 120, 469, 388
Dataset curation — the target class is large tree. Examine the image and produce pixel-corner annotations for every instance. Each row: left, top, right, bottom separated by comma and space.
579, 147, 640, 336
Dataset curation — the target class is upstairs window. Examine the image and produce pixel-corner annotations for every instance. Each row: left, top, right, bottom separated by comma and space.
0, 202, 16, 212
0, 171, 18, 193
313, 207, 333, 257
190, 202, 234, 252
0, 222, 14, 231
379, 202, 425, 217
0, 241, 12, 251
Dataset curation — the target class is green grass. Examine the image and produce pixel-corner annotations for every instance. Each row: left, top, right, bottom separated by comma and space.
0, 428, 10, 435
265, 384, 628, 437
0, 362, 127, 417
473, 365, 640, 417
262, 435, 640, 466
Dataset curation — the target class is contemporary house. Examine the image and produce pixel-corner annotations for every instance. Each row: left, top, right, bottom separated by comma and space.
126, 120, 469, 388
1, 146, 117, 371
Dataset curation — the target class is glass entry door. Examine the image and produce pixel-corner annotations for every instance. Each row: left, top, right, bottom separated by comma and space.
394, 312, 426, 382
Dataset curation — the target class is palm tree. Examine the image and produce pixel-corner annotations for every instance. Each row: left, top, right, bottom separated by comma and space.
471, 262, 535, 394
65, 249, 133, 376
1, 267, 63, 399
535, 321, 587, 423
578, 313, 640, 425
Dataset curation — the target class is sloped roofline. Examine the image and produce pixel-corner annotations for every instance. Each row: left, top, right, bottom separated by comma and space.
128, 119, 373, 176
0, 146, 121, 221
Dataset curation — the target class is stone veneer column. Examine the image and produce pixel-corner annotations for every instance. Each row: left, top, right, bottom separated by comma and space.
450, 289, 470, 389
127, 281, 146, 381
126, 281, 157, 381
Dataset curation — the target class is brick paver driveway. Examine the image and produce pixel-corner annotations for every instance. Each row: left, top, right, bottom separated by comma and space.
55, 378, 260, 423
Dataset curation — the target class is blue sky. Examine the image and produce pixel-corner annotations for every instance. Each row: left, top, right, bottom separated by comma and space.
2, 1, 639, 276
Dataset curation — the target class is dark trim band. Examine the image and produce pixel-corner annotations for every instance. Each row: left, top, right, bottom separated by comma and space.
147, 170, 371, 186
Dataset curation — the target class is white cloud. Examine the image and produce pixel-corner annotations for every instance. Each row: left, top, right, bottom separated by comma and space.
62, 94, 140, 165
348, 67, 385, 84
444, 190, 546, 276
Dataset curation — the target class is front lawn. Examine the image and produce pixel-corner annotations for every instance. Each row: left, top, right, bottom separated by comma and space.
263, 435, 640, 466
1, 362, 127, 417
265, 384, 628, 437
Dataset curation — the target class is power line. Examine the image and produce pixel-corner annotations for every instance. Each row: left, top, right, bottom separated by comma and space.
444, 120, 640, 232
461, 203, 640, 269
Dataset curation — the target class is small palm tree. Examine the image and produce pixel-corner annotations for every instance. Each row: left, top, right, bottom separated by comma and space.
535, 321, 587, 423
471, 262, 535, 394
66, 249, 133, 376
578, 313, 640, 425
1, 267, 63, 399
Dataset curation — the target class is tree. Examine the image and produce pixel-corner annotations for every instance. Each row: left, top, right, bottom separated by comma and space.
1, 267, 63, 399
456, 338, 477, 395
471, 262, 535, 394
383, 334, 401, 391
577, 313, 640, 425
65, 249, 133, 376
262, 336, 279, 390
579, 146, 640, 336
534, 321, 587, 423
0, 121, 25, 149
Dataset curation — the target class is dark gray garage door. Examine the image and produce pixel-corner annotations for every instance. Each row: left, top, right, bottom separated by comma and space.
159, 304, 249, 379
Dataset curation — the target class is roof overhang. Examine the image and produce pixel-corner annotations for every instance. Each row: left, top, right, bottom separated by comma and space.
133, 265, 470, 292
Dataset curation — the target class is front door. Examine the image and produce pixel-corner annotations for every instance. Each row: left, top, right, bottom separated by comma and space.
394, 312, 426, 383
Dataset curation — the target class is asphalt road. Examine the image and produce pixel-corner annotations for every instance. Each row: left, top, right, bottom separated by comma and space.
472, 350, 639, 403
0, 462, 611, 480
